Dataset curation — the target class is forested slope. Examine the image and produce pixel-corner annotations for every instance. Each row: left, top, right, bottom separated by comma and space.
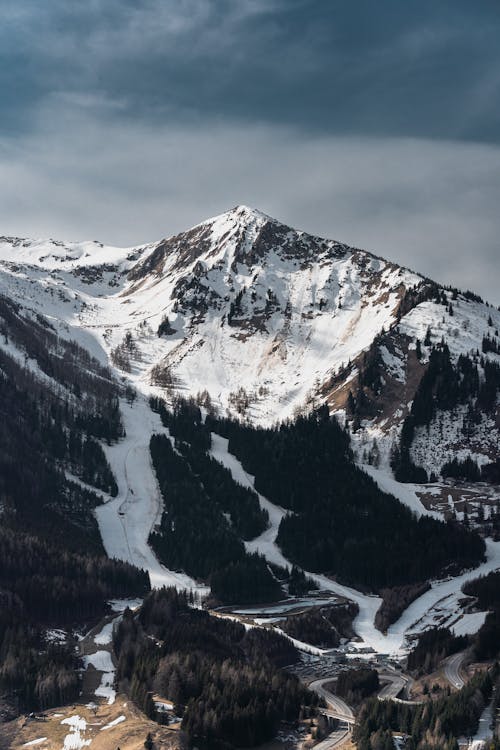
208, 406, 485, 591
114, 587, 319, 749
0, 298, 150, 717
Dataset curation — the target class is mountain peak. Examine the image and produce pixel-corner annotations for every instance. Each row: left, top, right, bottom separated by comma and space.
195, 204, 273, 232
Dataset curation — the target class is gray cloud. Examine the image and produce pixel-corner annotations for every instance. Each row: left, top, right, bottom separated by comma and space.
0, 2, 499, 304
1, 104, 498, 303
1, 1, 500, 141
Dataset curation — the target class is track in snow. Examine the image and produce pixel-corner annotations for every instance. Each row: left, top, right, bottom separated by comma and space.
95, 396, 208, 595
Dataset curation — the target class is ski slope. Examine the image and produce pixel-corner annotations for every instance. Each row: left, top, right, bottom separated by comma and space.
210, 432, 500, 655
95, 396, 208, 595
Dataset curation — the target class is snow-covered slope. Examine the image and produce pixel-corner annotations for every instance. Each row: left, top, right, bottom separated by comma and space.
1, 205, 497, 651
1, 205, 497, 467
0, 206, 420, 419
1, 205, 498, 483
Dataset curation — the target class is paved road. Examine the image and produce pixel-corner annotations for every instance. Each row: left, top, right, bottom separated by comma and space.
378, 674, 406, 701
443, 651, 466, 690
309, 678, 355, 724
313, 728, 350, 750
376, 668, 421, 705
378, 671, 407, 700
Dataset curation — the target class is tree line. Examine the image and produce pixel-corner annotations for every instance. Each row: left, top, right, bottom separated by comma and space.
151, 397, 268, 539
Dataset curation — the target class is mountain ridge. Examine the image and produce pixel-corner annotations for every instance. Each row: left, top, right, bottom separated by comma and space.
0, 206, 498, 704
0, 206, 498, 492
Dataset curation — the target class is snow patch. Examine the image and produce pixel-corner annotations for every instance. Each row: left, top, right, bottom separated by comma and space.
83, 651, 116, 705
23, 740, 47, 747
100, 715, 126, 731
60, 715, 91, 750
93, 622, 114, 646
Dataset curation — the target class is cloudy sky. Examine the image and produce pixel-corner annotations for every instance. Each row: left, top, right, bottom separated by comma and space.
1, 1, 499, 301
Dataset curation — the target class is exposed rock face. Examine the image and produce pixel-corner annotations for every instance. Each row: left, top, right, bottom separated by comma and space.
0, 205, 498, 483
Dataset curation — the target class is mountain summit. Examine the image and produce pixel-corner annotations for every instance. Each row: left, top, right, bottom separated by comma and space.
0, 208, 498, 491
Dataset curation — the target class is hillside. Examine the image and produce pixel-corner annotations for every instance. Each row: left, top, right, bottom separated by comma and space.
0, 206, 498, 655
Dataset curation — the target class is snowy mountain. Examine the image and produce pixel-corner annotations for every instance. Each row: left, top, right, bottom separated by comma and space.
0, 205, 498, 486
2, 205, 418, 417
0, 205, 499, 664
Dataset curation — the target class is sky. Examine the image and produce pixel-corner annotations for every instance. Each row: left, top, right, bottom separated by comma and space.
1, 1, 499, 302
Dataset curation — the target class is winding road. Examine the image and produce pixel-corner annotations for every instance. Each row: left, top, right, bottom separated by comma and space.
308, 678, 355, 750
309, 678, 355, 726
442, 651, 466, 690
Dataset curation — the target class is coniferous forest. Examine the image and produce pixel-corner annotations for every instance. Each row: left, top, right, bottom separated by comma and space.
149, 398, 284, 604
280, 603, 359, 647
354, 669, 496, 750
149, 431, 282, 603
114, 588, 319, 749
147, 397, 486, 596
207, 406, 485, 591
406, 628, 468, 675
0, 299, 150, 717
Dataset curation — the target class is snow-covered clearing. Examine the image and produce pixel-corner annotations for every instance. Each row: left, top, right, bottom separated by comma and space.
451, 611, 489, 637
210, 433, 500, 655
93, 622, 114, 646
83, 650, 114, 673
384, 538, 500, 650
472, 698, 495, 744
274, 627, 333, 656
96, 396, 208, 596
83, 650, 116, 705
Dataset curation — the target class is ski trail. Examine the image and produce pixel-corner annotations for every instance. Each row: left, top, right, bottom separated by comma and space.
209, 432, 500, 655
209, 433, 382, 646
95, 396, 208, 596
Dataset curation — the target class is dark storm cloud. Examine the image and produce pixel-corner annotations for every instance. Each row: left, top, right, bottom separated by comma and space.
0, 1, 499, 303
2, 0, 500, 142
